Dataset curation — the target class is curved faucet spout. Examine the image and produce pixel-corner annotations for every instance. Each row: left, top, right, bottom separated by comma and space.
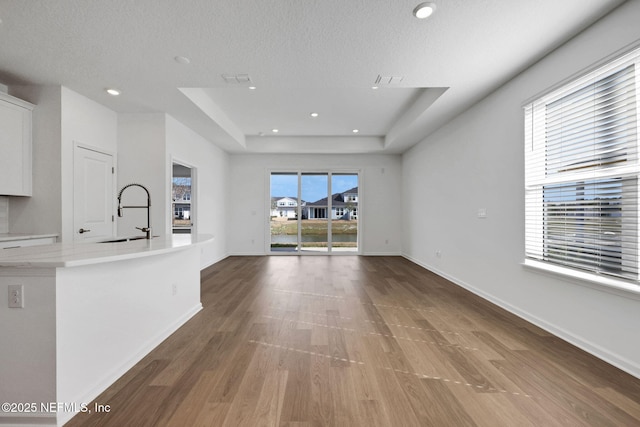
117, 183, 152, 239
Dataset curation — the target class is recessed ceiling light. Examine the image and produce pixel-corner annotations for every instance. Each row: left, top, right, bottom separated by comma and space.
352, 129, 359, 133
106, 88, 120, 96
413, 2, 436, 19
248, 86, 257, 90
272, 129, 279, 133
174, 56, 191, 64
310, 112, 319, 117
371, 86, 379, 90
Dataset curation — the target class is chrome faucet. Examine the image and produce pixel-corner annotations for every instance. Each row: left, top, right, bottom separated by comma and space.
117, 183, 152, 239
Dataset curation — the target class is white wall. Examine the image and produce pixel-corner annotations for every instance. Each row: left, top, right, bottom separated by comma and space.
402, 0, 640, 377
8, 86, 62, 237
61, 87, 118, 241
117, 113, 167, 238
228, 153, 402, 255
166, 115, 229, 268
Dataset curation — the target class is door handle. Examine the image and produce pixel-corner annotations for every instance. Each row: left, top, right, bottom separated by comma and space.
78, 228, 91, 234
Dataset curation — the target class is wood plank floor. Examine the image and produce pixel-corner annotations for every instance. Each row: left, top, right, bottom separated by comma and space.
67, 256, 640, 426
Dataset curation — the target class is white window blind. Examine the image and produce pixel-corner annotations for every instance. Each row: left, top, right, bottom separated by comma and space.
524, 47, 640, 282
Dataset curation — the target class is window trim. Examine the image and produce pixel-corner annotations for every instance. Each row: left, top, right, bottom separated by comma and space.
522, 40, 640, 107
523, 259, 640, 300
523, 43, 640, 289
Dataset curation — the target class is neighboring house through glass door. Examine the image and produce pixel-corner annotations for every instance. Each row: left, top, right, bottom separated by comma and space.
269, 171, 359, 254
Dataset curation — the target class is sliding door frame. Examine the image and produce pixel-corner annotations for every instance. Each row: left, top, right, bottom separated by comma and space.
266, 168, 362, 255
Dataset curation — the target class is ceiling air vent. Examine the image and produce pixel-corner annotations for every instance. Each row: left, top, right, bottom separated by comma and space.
374, 75, 404, 85
222, 73, 252, 84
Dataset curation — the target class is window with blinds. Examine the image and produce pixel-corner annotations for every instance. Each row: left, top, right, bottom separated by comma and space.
524, 46, 640, 282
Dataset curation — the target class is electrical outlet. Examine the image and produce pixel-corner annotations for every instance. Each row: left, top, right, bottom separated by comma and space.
8, 285, 24, 308
435, 250, 442, 258
172, 283, 178, 296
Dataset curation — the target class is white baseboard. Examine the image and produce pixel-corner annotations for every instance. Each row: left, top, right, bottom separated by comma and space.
402, 253, 640, 380
226, 251, 403, 257
60, 304, 203, 426
361, 251, 402, 256
201, 253, 229, 270
228, 251, 265, 256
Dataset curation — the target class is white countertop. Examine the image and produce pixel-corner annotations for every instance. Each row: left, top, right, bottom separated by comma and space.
0, 234, 213, 268
0, 233, 59, 242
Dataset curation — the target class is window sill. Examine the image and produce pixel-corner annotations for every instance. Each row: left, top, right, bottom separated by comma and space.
522, 259, 640, 300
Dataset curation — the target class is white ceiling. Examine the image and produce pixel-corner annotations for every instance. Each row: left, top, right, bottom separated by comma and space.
0, 0, 627, 154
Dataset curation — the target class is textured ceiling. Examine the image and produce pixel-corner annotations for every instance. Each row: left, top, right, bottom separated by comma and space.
0, 0, 627, 153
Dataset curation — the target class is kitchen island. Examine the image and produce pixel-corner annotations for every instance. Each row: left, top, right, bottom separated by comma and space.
0, 234, 212, 427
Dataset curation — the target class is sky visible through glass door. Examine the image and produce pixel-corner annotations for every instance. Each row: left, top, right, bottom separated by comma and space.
271, 174, 358, 202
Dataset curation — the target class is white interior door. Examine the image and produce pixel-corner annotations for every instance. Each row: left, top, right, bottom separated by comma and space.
73, 145, 114, 241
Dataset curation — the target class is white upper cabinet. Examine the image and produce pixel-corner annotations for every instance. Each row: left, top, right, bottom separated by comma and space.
0, 92, 34, 196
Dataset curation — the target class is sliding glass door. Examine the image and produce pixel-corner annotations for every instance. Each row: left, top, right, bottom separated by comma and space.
331, 173, 358, 253
270, 173, 299, 252
301, 173, 329, 252
269, 171, 359, 254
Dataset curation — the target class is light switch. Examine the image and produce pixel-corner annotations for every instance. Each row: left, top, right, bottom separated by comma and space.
477, 208, 487, 219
